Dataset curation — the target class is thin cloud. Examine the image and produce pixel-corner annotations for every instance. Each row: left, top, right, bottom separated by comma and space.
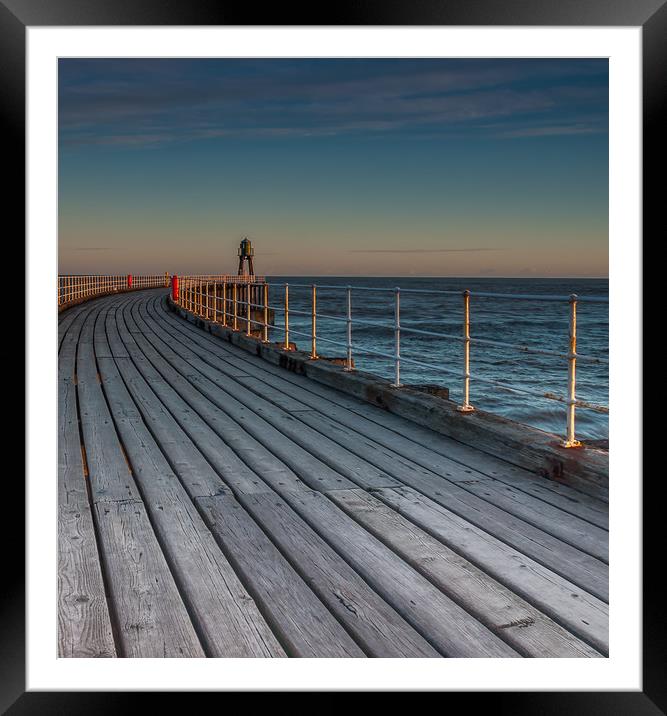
498, 125, 603, 138
58, 58, 608, 149
348, 248, 504, 254
64, 247, 116, 251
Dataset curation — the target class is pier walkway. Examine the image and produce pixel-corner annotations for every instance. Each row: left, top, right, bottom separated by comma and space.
59, 288, 608, 658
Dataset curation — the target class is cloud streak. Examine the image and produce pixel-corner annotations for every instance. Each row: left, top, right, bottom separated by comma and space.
64, 246, 116, 251
348, 248, 505, 254
59, 58, 608, 149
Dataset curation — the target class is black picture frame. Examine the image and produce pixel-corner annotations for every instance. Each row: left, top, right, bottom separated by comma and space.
6, 0, 653, 710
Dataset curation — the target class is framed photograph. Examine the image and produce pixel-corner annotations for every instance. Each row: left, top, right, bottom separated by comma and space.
8, 0, 654, 709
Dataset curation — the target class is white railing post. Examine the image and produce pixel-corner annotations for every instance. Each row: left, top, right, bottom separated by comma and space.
212, 281, 217, 322
391, 287, 401, 387
562, 294, 582, 447
458, 289, 475, 412
311, 284, 318, 359
284, 283, 290, 350
233, 282, 238, 330
263, 283, 269, 342
246, 284, 251, 336
344, 285, 353, 371
222, 281, 227, 326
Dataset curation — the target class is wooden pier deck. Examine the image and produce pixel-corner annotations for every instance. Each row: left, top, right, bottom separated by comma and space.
58, 288, 609, 658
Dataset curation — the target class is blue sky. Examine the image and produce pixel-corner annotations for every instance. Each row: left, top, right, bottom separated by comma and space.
58, 58, 608, 277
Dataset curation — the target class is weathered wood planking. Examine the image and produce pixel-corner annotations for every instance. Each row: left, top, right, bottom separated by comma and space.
75, 308, 204, 657
148, 290, 609, 646
125, 298, 521, 657
125, 300, 516, 656
198, 494, 376, 657
140, 298, 608, 599
374, 485, 608, 654
127, 301, 363, 493
102, 302, 375, 657
142, 292, 608, 638
58, 306, 116, 658
120, 304, 317, 494
93, 311, 285, 657
327, 489, 601, 657
203, 493, 441, 658
273, 490, 520, 658
151, 293, 609, 525
154, 293, 609, 521
58, 302, 91, 353
116, 299, 446, 656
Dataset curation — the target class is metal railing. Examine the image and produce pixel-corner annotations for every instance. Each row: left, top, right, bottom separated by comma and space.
178, 274, 266, 284
58, 273, 170, 307
172, 277, 608, 447
174, 275, 267, 337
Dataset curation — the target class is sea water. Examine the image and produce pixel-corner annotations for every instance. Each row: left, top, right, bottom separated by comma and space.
266, 277, 609, 441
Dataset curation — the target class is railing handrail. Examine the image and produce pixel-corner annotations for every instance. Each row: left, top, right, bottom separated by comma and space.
57, 273, 170, 308
265, 281, 608, 303
178, 274, 266, 283
171, 275, 609, 447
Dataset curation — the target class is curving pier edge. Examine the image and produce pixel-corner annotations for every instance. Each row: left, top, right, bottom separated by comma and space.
168, 295, 609, 498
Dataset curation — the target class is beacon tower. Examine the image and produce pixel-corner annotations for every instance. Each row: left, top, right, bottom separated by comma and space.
237, 237, 255, 277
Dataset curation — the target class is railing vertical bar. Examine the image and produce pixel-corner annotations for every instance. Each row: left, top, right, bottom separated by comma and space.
344, 285, 353, 371
310, 284, 318, 359
392, 287, 401, 387
458, 289, 474, 413
562, 294, 581, 447
233, 283, 238, 330
284, 283, 290, 350
263, 283, 269, 342
246, 285, 251, 336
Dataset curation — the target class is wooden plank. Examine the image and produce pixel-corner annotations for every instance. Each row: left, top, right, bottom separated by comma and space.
134, 302, 405, 491
151, 293, 609, 523
58, 302, 90, 353
93, 500, 205, 657
328, 488, 601, 657
156, 291, 609, 514
122, 293, 519, 657
58, 306, 116, 658
116, 297, 442, 657
93, 329, 286, 657
236, 376, 317, 412
361, 459, 608, 601
101, 297, 516, 659
118, 304, 312, 495
269, 489, 520, 657
126, 301, 362, 493
75, 307, 205, 657
113, 291, 605, 657
197, 494, 368, 657
199, 493, 440, 658
296, 411, 608, 561
140, 298, 608, 598
375, 485, 608, 654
